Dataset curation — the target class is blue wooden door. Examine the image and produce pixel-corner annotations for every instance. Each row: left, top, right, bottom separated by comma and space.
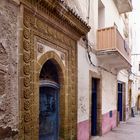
118, 83, 123, 121
39, 86, 59, 140
91, 78, 97, 136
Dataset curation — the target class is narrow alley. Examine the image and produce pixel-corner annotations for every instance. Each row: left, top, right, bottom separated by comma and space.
1, 0, 140, 140
92, 115, 140, 140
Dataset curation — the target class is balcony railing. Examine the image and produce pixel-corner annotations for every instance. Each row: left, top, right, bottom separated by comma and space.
97, 26, 131, 63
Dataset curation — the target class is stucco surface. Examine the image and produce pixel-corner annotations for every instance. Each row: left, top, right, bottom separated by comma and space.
0, 0, 18, 139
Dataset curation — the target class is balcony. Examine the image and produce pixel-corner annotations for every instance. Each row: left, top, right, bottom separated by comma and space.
96, 26, 131, 71
113, 0, 133, 14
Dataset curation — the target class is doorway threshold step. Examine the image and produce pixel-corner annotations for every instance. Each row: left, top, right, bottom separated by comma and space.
91, 136, 100, 140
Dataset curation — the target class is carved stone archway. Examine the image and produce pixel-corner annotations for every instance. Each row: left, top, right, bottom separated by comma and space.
37, 51, 66, 139
18, 0, 90, 139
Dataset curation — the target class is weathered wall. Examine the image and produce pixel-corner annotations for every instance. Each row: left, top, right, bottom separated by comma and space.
102, 71, 117, 114
117, 70, 129, 120
77, 41, 99, 123
130, 0, 140, 110
101, 70, 117, 134
75, 0, 128, 119
101, 0, 125, 36
77, 41, 99, 140
66, 0, 130, 139
0, 0, 18, 139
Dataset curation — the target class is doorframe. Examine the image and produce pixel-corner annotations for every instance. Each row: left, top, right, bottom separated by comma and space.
137, 95, 140, 110
128, 80, 132, 117
117, 81, 126, 123
89, 71, 102, 138
37, 52, 66, 140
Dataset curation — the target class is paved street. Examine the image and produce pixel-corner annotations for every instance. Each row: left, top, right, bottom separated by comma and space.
92, 115, 140, 140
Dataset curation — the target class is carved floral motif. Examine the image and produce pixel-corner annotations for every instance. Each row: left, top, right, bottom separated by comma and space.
23, 52, 30, 63
38, 44, 44, 53
24, 76, 30, 87
24, 100, 30, 110
23, 28, 30, 39
23, 88, 31, 99
24, 112, 31, 122
23, 64, 30, 75
24, 15, 30, 28
23, 40, 30, 51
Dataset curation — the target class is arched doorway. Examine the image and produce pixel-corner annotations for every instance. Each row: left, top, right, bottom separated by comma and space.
39, 60, 60, 140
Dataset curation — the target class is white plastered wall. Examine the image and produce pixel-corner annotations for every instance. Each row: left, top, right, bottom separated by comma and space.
65, 0, 130, 122
77, 42, 99, 122
117, 70, 129, 119
102, 70, 117, 114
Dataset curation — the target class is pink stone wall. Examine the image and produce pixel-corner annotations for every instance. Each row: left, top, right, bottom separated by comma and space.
78, 120, 89, 140
102, 110, 117, 135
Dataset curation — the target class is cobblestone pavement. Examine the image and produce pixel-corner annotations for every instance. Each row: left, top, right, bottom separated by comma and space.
91, 115, 140, 140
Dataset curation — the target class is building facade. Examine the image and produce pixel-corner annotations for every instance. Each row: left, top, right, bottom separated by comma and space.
130, 0, 140, 113
0, 0, 132, 140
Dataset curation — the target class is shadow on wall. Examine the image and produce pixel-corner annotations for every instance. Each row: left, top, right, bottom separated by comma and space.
0, 127, 18, 139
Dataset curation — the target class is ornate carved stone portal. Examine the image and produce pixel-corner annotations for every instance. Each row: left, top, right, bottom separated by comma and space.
19, 0, 90, 139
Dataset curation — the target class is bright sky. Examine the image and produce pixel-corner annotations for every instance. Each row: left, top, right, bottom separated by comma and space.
130, 0, 140, 74
131, 0, 140, 53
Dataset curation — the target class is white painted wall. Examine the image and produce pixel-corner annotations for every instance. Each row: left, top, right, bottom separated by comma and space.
101, 0, 126, 37
102, 70, 117, 114
77, 42, 99, 122
78, 44, 90, 122
65, 0, 131, 122
98, 5, 105, 28
130, 0, 140, 109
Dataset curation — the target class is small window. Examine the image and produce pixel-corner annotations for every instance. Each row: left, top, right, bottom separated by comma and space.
98, 0, 105, 28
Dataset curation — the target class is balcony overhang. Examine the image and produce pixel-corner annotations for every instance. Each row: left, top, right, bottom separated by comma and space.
113, 0, 133, 14
97, 26, 131, 71
96, 49, 131, 71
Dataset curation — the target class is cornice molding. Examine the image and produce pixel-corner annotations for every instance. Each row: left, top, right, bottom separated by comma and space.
20, 0, 90, 39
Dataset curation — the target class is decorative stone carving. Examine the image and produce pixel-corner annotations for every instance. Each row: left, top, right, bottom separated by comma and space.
23, 40, 30, 51
24, 123, 31, 133
20, 5, 78, 139
48, 27, 54, 37
23, 88, 31, 99
24, 14, 30, 28
38, 44, 44, 53
0, 43, 8, 65
24, 76, 30, 87
23, 28, 30, 39
24, 100, 30, 110
36, 19, 48, 35
23, 52, 30, 63
24, 112, 31, 122
23, 64, 30, 75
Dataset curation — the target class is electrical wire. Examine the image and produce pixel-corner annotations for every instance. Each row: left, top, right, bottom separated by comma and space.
85, 0, 138, 77
86, 40, 117, 76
